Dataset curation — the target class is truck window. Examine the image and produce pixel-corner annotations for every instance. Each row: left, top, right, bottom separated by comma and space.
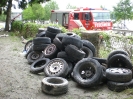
84, 13, 91, 20
74, 13, 79, 20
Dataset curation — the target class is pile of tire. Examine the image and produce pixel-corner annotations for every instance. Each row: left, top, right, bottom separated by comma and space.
106, 50, 133, 92
23, 26, 133, 95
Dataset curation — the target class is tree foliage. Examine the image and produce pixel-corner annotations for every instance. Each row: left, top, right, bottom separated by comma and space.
44, 0, 59, 20
113, 0, 133, 21
0, 0, 50, 31
22, 3, 45, 20
66, 3, 77, 9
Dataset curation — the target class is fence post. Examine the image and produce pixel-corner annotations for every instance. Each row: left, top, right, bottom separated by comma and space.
81, 31, 101, 57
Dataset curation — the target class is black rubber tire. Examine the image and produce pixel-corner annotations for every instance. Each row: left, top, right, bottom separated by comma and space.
41, 77, 68, 95
73, 58, 102, 87
38, 28, 46, 34
65, 32, 81, 39
47, 26, 61, 33
24, 40, 33, 52
81, 46, 93, 58
53, 37, 64, 51
107, 50, 129, 62
55, 33, 68, 39
62, 36, 83, 49
27, 51, 44, 64
66, 61, 73, 78
36, 31, 46, 37
33, 37, 51, 44
82, 40, 96, 56
107, 54, 133, 69
107, 79, 133, 92
25, 45, 33, 59
44, 58, 69, 77
30, 58, 50, 74
45, 30, 58, 39
33, 44, 49, 51
43, 44, 59, 59
57, 51, 73, 62
65, 45, 85, 62
99, 65, 107, 84
92, 57, 107, 66
106, 68, 132, 82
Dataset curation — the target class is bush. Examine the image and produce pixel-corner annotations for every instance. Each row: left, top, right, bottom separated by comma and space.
0, 14, 6, 22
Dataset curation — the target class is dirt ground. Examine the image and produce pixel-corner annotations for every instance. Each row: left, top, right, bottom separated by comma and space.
0, 31, 133, 99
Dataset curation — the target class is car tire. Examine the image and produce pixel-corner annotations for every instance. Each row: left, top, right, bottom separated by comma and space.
44, 58, 69, 77
30, 58, 50, 74
73, 58, 102, 87
107, 79, 133, 92
27, 51, 44, 64
41, 77, 68, 95
107, 54, 133, 69
106, 68, 132, 82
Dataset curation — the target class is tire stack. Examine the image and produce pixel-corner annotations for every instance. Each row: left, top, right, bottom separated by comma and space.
106, 50, 133, 92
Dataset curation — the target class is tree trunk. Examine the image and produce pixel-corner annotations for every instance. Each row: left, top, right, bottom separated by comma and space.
4, 0, 12, 31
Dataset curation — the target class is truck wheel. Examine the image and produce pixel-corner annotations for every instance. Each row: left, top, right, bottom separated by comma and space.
106, 68, 132, 82
107, 54, 132, 69
30, 58, 50, 74
62, 36, 83, 49
47, 26, 61, 33
82, 40, 96, 56
44, 58, 69, 77
43, 44, 58, 59
33, 37, 51, 44
107, 80, 133, 92
41, 77, 68, 95
107, 50, 129, 62
73, 58, 102, 87
65, 45, 85, 62
81, 46, 93, 58
27, 51, 44, 64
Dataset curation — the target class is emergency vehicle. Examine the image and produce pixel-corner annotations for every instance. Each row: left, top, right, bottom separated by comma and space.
50, 7, 113, 30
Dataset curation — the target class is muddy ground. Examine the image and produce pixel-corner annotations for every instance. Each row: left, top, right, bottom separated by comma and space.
0, 31, 133, 99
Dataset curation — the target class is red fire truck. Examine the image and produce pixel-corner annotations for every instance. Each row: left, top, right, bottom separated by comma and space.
50, 7, 113, 30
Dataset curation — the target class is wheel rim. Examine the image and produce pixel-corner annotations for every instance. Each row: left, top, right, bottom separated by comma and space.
31, 53, 40, 60
109, 68, 129, 74
45, 44, 56, 55
26, 42, 32, 51
79, 64, 95, 79
48, 60, 64, 75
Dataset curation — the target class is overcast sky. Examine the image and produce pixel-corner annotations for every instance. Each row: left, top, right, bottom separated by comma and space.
55, 0, 125, 11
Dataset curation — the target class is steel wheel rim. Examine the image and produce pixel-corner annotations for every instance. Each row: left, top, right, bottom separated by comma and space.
45, 44, 56, 55
109, 68, 129, 74
48, 60, 64, 75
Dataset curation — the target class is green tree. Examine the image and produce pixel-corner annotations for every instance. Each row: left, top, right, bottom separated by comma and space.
0, 0, 50, 31
66, 3, 77, 9
22, 6, 35, 21
31, 3, 45, 20
113, 0, 133, 21
44, 0, 59, 20
22, 3, 45, 21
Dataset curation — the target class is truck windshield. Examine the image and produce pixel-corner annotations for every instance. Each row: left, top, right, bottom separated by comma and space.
92, 12, 111, 21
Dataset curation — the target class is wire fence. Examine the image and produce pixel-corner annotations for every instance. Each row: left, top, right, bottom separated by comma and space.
100, 31, 133, 58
